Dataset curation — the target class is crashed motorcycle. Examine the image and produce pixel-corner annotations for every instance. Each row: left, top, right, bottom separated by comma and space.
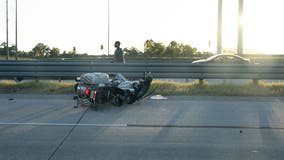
73, 72, 152, 108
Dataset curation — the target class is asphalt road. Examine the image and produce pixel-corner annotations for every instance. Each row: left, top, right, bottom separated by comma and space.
1, 94, 284, 160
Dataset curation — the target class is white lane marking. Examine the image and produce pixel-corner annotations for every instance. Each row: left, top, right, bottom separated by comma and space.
1, 122, 284, 129
0, 122, 127, 127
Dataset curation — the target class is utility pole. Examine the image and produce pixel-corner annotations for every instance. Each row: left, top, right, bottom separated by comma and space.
107, 0, 110, 56
237, 0, 244, 55
6, 0, 9, 60
15, 0, 18, 60
217, 0, 222, 54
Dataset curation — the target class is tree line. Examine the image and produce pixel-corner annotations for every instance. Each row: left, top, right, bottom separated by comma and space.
0, 40, 212, 59
124, 40, 211, 57
0, 43, 85, 59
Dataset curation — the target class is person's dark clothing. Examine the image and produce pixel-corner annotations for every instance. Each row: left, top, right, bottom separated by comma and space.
114, 47, 124, 63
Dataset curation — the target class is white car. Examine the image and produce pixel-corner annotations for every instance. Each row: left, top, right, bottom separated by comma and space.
192, 54, 250, 64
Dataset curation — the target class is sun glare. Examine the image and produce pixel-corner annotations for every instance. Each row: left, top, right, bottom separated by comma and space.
1, 0, 284, 55
242, 0, 284, 54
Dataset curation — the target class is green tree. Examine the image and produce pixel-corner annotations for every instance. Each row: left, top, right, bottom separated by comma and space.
71, 47, 77, 54
65, 47, 77, 58
32, 43, 50, 57
0, 42, 17, 56
48, 47, 60, 57
181, 44, 197, 56
144, 39, 165, 56
0, 42, 7, 55
165, 41, 182, 55
124, 47, 143, 56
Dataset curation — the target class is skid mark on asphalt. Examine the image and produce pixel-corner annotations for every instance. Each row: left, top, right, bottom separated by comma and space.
47, 108, 89, 160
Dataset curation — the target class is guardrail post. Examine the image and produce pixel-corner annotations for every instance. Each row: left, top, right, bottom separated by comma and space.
252, 79, 259, 86
199, 78, 204, 85
185, 78, 189, 83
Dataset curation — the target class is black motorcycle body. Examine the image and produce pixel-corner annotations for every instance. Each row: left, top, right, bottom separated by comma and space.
73, 72, 152, 108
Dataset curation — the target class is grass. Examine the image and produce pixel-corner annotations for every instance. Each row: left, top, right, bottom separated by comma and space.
149, 80, 284, 96
0, 81, 74, 94
1, 80, 284, 96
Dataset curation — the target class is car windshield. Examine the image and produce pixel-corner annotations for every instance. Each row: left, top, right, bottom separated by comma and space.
207, 55, 248, 64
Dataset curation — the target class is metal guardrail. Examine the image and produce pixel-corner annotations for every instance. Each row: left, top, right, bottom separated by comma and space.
1, 60, 284, 81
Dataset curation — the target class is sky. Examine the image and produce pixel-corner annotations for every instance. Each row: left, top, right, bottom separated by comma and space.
1, 0, 284, 55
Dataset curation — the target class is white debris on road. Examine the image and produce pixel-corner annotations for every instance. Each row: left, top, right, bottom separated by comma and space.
150, 95, 168, 100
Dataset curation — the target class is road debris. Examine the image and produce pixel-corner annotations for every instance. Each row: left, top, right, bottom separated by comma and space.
150, 95, 168, 100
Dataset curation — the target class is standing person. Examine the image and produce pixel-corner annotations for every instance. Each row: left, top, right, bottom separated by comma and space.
114, 41, 125, 63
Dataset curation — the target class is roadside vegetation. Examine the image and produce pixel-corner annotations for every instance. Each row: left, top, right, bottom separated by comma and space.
0, 40, 203, 61
0, 81, 74, 94
150, 80, 284, 96
1, 80, 284, 96
2, 40, 284, 63
1, 39, 284, 96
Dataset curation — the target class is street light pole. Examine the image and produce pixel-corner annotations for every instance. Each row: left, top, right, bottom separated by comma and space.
107, 0, 110, 56
6, 0, 9, 60
15, 0, 18, 60
217, 0, 222, 54
237, 0, 244, 55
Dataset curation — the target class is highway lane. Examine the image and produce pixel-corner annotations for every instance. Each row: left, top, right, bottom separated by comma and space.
0, 94, 284, 160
